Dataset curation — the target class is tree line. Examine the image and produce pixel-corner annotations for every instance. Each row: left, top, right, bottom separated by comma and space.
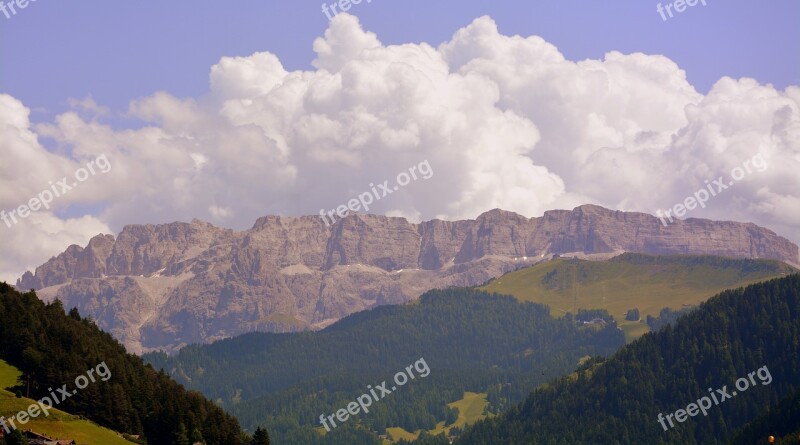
0, 282, 269, 445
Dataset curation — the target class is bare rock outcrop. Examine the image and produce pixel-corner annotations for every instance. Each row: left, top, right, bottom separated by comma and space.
16, 205, 798, 353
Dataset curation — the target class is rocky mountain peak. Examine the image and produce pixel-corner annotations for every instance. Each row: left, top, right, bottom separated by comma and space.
15, 205, 798, 353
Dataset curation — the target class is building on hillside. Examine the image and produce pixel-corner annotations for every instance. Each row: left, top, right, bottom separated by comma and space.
23, 429, 77, 445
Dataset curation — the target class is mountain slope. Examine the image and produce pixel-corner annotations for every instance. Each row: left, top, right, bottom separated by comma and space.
0, 359, 135, 445
144, 289, 625, 443
455, 274, 800, 444
16, 205, 799, 353
482, 253, 796, 340
0, 282, 250, 445
729, 388, 800, 445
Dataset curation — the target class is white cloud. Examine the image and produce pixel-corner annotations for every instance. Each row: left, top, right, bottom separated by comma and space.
2, 13, 799, 282
0, 211, 111, 285
208, 204, 233, 220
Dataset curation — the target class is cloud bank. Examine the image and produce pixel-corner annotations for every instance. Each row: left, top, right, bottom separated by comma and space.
2, 14, 799, 282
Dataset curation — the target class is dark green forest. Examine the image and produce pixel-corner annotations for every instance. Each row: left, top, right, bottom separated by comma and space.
0, 282, 254, 445
145, 289, 625, 443
453, 274, 800, 445
646, 306, 696, 331
729, 387, 800, 445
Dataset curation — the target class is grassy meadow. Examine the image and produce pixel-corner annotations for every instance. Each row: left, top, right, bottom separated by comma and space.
0, 359, 134, 445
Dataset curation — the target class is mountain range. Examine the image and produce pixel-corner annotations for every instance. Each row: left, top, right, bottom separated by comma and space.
14, 204, 799, 353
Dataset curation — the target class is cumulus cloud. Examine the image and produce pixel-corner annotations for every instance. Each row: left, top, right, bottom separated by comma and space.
0, 212, 112, 285
2, 13, 799, 282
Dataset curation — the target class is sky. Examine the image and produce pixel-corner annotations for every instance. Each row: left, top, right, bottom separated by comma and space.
1, 0, 799, 282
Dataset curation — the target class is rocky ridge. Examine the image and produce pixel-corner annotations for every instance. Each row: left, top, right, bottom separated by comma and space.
16, 205, 799, 353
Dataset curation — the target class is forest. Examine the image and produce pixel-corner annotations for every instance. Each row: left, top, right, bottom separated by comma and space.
0, 282, 257, 445
145, 288, 625, 443
454, 274, 800, 444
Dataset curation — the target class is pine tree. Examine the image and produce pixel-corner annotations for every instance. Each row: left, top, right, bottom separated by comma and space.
191, 427, 204, 444
250, 426, 270, 445
68, 307, 82, 320
174, 422, 190, 445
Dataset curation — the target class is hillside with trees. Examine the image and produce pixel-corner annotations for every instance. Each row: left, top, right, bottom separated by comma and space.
729, 387, 800, 445
0, 282, 258, 445
454, 275, 800, 444
145, 289, 625, 443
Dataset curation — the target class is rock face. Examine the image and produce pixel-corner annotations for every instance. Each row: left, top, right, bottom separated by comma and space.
16, 205, 799, 354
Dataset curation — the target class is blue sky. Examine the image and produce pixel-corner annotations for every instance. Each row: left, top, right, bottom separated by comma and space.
1, 1, 799, 281
2, 0, 799, 120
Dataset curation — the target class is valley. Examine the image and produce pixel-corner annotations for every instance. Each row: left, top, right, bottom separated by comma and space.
141, 254, 798, 443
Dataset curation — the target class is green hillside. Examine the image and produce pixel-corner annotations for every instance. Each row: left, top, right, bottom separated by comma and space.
145, 289, 625, 444
455, 274, 800, 444
0, 359, 19, 389
0, 282, 252, 445
387, 391, 493, 442
0, 360, 134, 445
481, 254, 795, 340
